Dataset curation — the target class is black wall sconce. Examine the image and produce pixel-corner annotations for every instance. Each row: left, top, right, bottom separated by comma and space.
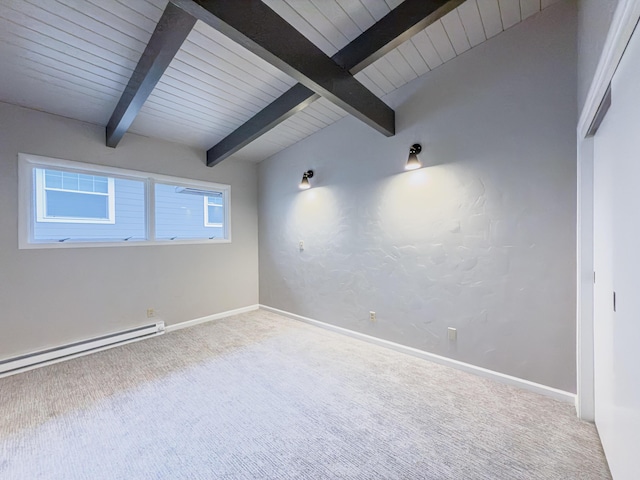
299, 170, 314, 190
405, 144, 422, 171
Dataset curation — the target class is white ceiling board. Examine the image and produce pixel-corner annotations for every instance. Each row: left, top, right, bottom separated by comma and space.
410, 30, 443, 70
477, 0, 503, 38
310, 97, 348, 123
230, 97, 347, 163
0, 15, 134, 80
294, 109, 330, 130
83, 0, 160, 31
361, 0, 392, 21
372, 56, 407, 88
310, 0, 362, 41
335, 0, 376, 31
286, 0, 350, 51
0, 0, 162, 126
263, 0, 401, 57
261, 0, 340, 55
359, 63, 397, 94
228, 135, 289, 163
426, 21, 457, 63
128, 110, 219, 150
397, 40, 430, 77
17, 0, 148, 63
0, 60, 115, 123
385, 49, 419, 84
441, 10, 472, 55
57, 0, 156, 40
354, 71, 387, 97
0, 36, 126, 94
186, 26, 294, 93
457, 1, 487, 47
385, 0, 404, 9
498, 0, 521, 30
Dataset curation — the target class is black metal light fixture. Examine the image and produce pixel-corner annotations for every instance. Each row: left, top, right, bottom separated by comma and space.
299, 170, 314, 190
405, 143, 422, 170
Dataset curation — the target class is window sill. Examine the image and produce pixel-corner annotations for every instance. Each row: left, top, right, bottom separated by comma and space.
19, 238, 232, 250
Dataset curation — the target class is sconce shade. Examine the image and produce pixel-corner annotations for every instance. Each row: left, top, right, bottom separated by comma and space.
299, 170, 314, 189
405, 143, 422, 170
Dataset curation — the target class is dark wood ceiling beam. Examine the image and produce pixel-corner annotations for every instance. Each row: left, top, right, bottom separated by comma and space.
171, 0, 396, 159
333, 0, 466, 73
207, 84, 319, 166
205, 0, 459, 166
106, 2, 196, 148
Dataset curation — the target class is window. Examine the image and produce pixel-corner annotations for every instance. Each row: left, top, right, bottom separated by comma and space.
155, 184, 226, 240
35, 169, 115, 223
19, 154, 230, 248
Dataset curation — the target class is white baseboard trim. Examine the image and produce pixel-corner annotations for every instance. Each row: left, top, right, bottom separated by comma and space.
165, 304, 260, 333
0, 323, 165, 380
260, 305, 576, 404
1, 305, 259, 379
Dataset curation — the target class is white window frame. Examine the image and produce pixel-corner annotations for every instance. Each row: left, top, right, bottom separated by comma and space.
35, 168, 116, 224
18, 153, 231, 249
203, 195, 224, 228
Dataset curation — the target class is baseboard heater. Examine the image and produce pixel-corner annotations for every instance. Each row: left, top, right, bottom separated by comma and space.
0, 321, 165, 378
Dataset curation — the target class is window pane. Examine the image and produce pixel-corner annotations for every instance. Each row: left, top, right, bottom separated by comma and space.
207, 195, 223, 206
61, 172, 79, 191
207, 205, 223, 224
34, 177, 146, 242
155, 184, 225, 240
78, 174, 95, 192
93, 177, 109, 193
44, 170, 62, 189
46, 190, 108, 219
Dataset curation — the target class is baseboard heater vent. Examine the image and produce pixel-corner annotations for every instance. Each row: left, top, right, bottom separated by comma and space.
0, 322, 165, 378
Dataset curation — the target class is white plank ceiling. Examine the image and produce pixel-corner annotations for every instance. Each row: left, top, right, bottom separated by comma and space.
0, 0, 563, 163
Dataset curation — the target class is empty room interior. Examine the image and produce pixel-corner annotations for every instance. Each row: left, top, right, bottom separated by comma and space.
0, 0, 638, 478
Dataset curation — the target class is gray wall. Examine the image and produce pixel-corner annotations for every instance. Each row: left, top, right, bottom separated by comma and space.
577, 0, 618, 110
0, 102, 258, 358
258, 1, 577, 392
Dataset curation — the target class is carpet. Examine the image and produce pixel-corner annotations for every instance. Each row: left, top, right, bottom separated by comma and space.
0, 310, 610, 479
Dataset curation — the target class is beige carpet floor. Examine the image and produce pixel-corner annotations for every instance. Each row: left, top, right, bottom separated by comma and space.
0, 310, 610, 479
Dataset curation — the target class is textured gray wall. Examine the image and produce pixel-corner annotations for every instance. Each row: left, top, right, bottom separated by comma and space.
577, 0, 619, 110
259, 1, 577, 392
0, 102, 259, 359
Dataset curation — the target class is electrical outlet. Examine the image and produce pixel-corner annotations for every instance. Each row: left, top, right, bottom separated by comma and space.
369, 311, 376, 322
147, 308, 156, 318
299, 240, 304, 251
448, 327, 457, 341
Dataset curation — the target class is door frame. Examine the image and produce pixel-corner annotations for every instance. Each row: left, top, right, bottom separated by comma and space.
576, 0, 640, 421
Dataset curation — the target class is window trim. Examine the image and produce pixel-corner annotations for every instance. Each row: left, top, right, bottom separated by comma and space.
18, 153, 231, 249
35, 168, 116, 224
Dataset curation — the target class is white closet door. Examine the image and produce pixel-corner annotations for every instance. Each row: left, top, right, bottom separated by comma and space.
593, 21, 640, 480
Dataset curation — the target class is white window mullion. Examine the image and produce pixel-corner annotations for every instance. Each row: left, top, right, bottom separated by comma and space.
147, 178, 155, 242
35, 168, 47, 222
107, 177, 116, 223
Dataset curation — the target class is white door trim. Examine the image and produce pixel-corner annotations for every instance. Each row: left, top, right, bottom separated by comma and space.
576, 0, 640, 421
578, 0, 640, 138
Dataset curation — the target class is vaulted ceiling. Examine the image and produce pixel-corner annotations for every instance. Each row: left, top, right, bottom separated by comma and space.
0, 0, 562, 164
